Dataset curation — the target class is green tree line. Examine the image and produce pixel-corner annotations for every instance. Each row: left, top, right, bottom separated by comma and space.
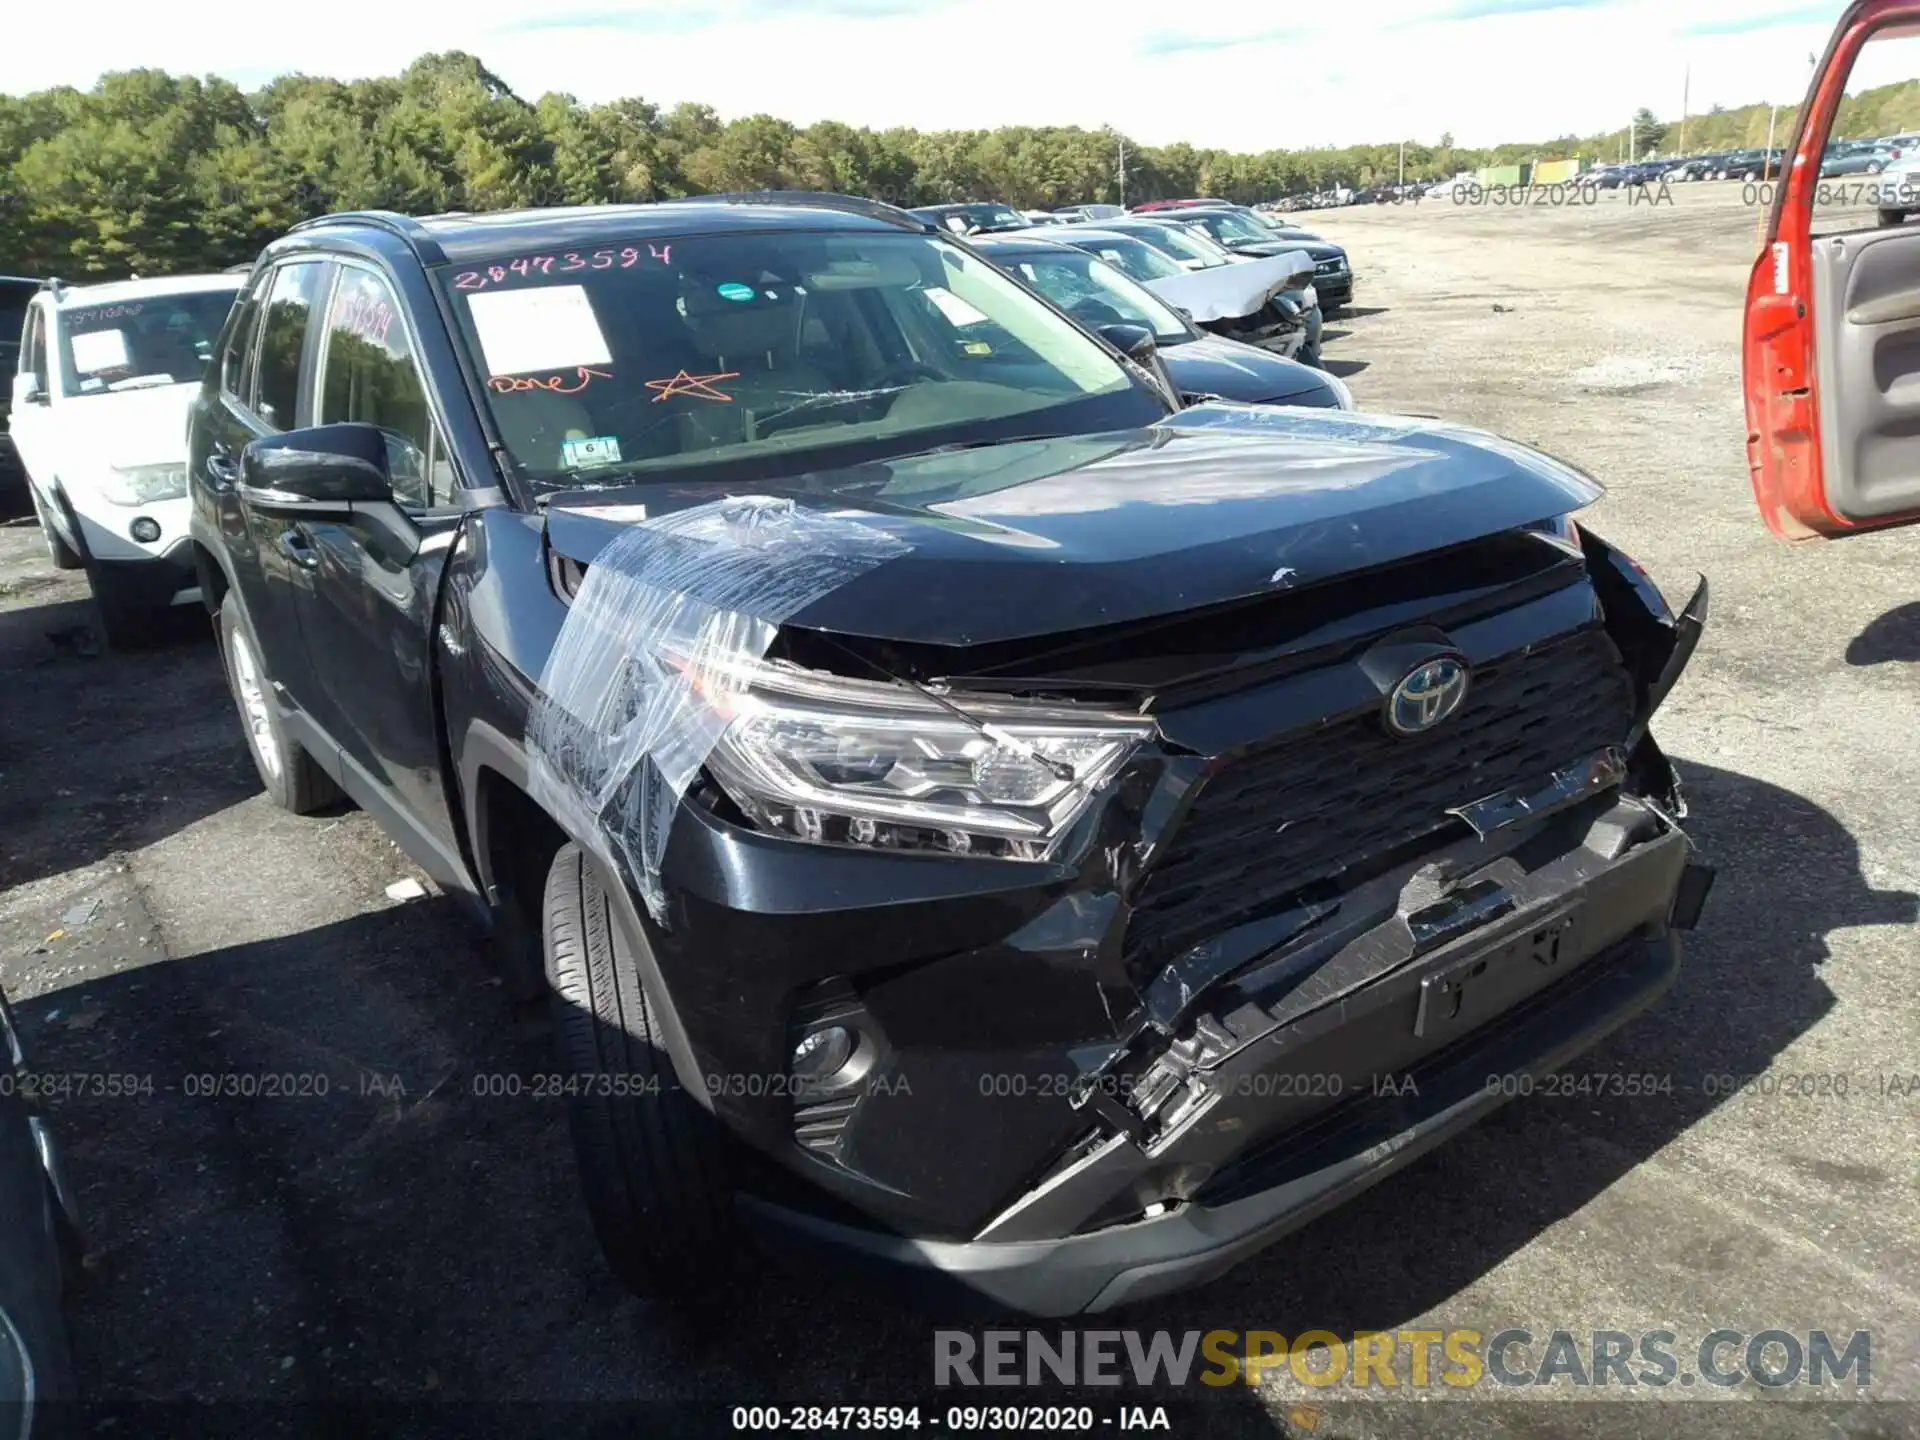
1583, 82, 1920, 162
5, 53, 1918, 279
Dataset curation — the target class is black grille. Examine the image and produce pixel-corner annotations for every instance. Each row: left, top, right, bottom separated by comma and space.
1126, 628, 1635, 968
794, 1095, 858, 1153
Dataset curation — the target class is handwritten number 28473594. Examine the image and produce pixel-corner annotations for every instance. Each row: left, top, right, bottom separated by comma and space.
453, 245, 673, 292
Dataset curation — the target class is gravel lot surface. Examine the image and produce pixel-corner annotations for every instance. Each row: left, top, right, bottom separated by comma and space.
1, 181, 1915, 1437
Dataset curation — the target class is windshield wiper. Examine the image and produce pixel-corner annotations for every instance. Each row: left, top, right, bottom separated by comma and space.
892, 433, 1061, 459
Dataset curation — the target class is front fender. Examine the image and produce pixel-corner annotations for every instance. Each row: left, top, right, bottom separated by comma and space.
439, 509, 727, 1113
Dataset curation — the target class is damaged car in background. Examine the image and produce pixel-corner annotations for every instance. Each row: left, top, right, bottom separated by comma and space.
1052, 224, 1324, 366
1168, 205, 1356, 312
967, 231, 1353, 409
187, 193, 1712, 1317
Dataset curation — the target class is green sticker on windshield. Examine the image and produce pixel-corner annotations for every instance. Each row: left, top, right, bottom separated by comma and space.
717, 282, 755, 303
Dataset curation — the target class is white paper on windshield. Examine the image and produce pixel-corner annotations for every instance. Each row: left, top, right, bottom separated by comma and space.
70, 329, 130, 373
922, 286, 990, 327
466, 286, 612, 377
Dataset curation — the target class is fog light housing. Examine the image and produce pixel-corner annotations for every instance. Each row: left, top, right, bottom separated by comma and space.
129, 517, 161, 543
792, 1026, 854, 1086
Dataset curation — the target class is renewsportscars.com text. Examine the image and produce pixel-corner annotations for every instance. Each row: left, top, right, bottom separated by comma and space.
933, 1328, 1872, 1391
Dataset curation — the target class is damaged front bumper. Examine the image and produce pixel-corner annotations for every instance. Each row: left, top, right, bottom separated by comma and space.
646, 699, 1710, 1311
739, 781, 1710, 1314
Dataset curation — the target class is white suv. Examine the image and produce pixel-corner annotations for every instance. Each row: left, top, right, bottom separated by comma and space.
9, 273, 244, 647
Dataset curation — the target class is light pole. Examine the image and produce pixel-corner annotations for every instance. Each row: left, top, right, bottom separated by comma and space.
1679, 66, 1689, 155
1116, 135, 1128, 207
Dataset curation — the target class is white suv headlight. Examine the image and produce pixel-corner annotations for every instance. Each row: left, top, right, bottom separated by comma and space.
100, 463, 187, 506
703, 665, 1154, 860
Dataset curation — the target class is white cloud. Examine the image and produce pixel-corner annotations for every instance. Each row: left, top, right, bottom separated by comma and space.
0, 0, 1895, 152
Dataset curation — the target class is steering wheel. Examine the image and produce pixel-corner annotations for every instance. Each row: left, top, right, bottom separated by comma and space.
1070, 298, 1126, 327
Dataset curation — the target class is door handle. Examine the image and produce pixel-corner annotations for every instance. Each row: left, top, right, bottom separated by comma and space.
276, 527, 319, 570
207, 452, 240, 485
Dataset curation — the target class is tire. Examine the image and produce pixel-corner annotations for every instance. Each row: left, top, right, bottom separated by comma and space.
85, 559, 164, 651
218, 593, 341, 813
543, 841, 738, 1296
30, 490, 82, 571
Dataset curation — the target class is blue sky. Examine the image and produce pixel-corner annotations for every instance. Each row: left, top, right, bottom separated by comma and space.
0, 0, 1885, 151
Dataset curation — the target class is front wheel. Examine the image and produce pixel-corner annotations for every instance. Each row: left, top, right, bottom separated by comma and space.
30, 490, 82, 571
218, 594, 341, 813
543, 842, 739, 1297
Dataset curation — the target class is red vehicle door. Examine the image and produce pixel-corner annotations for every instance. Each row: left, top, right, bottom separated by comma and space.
1745, 0, 1920, 538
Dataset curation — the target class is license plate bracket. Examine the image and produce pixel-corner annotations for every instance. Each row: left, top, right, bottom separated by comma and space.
1412, 908, 1579, 1040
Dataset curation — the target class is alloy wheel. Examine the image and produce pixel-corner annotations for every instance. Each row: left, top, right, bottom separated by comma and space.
229, 629, 282, 781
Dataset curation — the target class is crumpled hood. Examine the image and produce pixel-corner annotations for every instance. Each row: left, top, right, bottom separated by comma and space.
543, 404, 1602, 647
48, 381, 197, 470
1141, 253, 1311, 323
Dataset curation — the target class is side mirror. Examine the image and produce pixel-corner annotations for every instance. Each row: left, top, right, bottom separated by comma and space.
10, 373, 46, 407
1098, 323, 1179, 408
240, 422, 395, 516
1097, 323, 1159, 367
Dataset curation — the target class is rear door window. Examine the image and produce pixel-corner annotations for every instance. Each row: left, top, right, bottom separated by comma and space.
221, 276, 268, 402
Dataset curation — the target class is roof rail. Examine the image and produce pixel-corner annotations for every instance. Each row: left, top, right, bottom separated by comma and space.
223, 262, 256, 274
660, 191, 934, 232
287, 210, 448, 264
39, 277, 66, 299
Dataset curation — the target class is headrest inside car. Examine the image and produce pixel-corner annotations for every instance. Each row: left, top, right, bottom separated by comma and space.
800, 248, 924, 290
678, 283, 803, 362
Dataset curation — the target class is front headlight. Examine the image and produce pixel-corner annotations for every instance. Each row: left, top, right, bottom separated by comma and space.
100, 463, 187, 506
704, 665, 1154, 860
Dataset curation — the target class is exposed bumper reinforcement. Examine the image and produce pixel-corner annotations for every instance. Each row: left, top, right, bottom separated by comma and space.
741, 923, 1684, 1316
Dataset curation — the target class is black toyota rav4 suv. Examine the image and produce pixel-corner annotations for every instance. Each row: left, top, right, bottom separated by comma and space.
187, 194, 1711, 1316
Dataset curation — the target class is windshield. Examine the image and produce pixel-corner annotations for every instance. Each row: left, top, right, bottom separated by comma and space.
1185, 211, 1270, 244
996, 250, 1191, 346
1119, 222, 1232, 269
58, 288, 239, 395
919, 204, 1026, 235
1061, 235, 1186, 284
440, 229, 1146, 488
